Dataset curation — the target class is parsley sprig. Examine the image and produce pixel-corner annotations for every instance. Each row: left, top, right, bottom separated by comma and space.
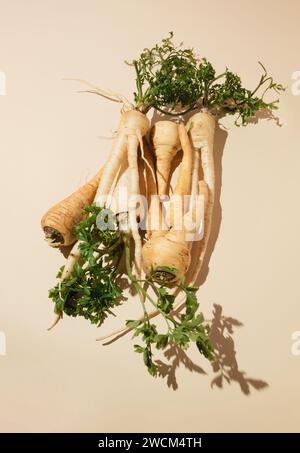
125, 265, 214, 377
49, 205, 214, 377
128, 32, 284, 124
49, 205, 124, 326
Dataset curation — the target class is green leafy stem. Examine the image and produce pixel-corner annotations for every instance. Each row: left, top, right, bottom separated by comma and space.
49, 205, 214, 376
128, 32, 285, 125
123, 234, 213, 376
49, 205, 124, 326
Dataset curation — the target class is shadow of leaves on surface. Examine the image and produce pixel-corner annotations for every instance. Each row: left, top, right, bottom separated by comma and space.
156, 304, 269, 395
156, 343, 206, 391
210, 304, 268, 395
247, 107, 283, 127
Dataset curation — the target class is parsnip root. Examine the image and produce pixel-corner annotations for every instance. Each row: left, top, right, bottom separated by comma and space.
150, 120, 181, 197
41, 168, 103, 247
101, 114, 216, 342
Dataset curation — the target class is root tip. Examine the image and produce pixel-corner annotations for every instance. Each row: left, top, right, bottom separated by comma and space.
47, 314, 62, 331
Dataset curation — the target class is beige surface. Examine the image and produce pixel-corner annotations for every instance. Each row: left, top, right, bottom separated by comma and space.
0, 0, 300, 433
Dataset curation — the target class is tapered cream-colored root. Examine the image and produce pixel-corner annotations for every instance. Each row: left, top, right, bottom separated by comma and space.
150, 121, 181, 196
197, 180, 209, 226
189, 140, 201, 212
184, 180, 209, 242
136, 130, 156, 185
166, 123, 193, 228
142, 140, 160, 237
142, 139, 167, 238
47, 313, 61, 331
187, 112, 215, 198
145, 121, 181, 239
41, 167, 104, 247
119, 111, 150, 274
127, 134, 143, 275
60, 242, 81, 280
174, 124, 194, 196
143, 139, 157, 204
96, 110, 149, 209
95, 133, 128, 206
186, 112, 216, 283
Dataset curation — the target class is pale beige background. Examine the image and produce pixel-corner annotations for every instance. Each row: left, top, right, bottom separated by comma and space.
0, 0, 300, 433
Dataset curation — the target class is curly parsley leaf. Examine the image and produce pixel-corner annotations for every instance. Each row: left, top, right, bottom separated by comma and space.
128, 33, 284, 124
49, 205, 124, 326
127, 278, 214, 376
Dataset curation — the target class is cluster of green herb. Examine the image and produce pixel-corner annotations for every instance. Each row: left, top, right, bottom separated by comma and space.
125, 266, 214, 377
49, 205, 213, 377
49, 205, 124, 325
128, 32, 284, 125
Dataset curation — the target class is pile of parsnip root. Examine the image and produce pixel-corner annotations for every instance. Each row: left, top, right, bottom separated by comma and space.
42, 33, 283, 377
